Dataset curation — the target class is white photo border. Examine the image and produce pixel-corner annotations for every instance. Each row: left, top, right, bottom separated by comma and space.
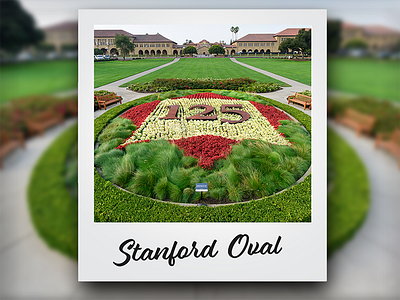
79, 9, 326, 281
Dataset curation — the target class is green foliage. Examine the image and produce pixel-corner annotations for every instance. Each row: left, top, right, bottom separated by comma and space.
28, 123, 78, 259
94, 48, 103, 55
127, 77, 281, 93
238, 82, 280, 93
327, 20, 342, 54
344, 39, 368, 50
208, 44, 225, 55
292, 28, 311, 57
327, 128, 369, 255
328, 97, 400, 135
114, 33, 135, 60
299, 90, 312, 97
0, 0, 44, 53
94, 169, 311, 222
183, 45, 197, 55
279, 38, 294, 52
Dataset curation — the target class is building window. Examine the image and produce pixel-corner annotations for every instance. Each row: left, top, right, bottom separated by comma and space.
260, 43, 265, 46
94, 39, 96, 45
150, 44, 155, 47
243, 43, 247, 46
266, 43, 270, 46
248, 43, 253, 46
271, 43, 274, 46
166, 44, 170, 47
254, 43, 259, 46
156, 44, 160, 47
239, 43, 242, 46
162, 44, 165, 47
145, 44, 149, 47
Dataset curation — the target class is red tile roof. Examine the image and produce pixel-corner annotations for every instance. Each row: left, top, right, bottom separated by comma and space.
94, 30, 134, 37
44, 21, 78, 31
274, 28, 311, 36
236, 34, 277, 42
363, 25, 400, 36
133, 33, 176, 44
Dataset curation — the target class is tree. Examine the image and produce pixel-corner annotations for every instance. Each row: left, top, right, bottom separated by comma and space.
183, 45, 197, 55
292, 28, 311, 58
234, 26, 240, 41
0, 0, 44, 54
344, 39, 368, 50
327, 20, 342, 54
94, 48, 103, 55
208, 44, 225, 55
278, 38, 294, 53
183, 39, 193, 45
230, 26, 235, 42
114, 33, 135, 60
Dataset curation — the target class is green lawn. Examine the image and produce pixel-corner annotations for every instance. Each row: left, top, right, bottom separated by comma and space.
94, 58, 174, 88
328, 57, 400, 102
0, 59, 78, 104
119, 58, 291, 87
236, 58, 311, 86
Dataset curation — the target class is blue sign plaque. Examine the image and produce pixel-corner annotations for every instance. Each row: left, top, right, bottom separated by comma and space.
195, 183, 208, 192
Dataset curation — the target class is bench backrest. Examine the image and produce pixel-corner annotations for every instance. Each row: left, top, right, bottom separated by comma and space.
391, 128, 400, 145
345, 108, 375, 126
1, 130, 11, 145
295, 92, 311, 103
97, 93, 116, 101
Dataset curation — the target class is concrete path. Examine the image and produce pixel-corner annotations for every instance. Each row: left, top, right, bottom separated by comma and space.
231, 58, 312, 116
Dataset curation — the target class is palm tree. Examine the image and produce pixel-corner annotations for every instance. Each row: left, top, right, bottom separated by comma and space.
234, 26, 240, 41
230, 26, 235, 42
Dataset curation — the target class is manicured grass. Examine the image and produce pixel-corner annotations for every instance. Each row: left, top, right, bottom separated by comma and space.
0, 59, 78, 103
94, 58, 174, 88
327, 127, 369, 255
328, 57, 400, 102
119, 58, 290, 87
28, 122, 78, 260
236, 58, 311, 86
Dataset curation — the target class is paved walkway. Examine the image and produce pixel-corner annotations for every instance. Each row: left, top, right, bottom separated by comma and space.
230, 58, 311, 116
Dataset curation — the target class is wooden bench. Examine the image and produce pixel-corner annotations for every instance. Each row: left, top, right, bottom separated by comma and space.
375, 128, 400, 168
96, 93, 122, 110
0, 130, 25, 169
335, 108, 376, 136
26, 110, 63, 136
287, 92, 311, 110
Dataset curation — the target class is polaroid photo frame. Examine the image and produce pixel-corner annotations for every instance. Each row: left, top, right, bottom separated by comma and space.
79, 9, 326, 281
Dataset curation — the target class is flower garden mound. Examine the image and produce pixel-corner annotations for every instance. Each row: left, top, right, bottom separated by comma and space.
95, 92, 311, 205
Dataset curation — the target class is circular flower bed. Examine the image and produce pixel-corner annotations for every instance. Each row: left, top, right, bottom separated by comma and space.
95, 92, 311, 204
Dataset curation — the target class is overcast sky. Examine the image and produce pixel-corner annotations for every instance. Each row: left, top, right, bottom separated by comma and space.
21, 0, 400, 43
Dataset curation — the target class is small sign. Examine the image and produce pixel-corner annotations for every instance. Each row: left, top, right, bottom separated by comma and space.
195, 183, 208, 192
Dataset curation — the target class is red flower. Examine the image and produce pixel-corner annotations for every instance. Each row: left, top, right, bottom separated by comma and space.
249, 101, 291, 129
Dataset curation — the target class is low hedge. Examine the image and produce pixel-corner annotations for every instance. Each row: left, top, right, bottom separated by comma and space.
327, 127, 369, 255
94, 90, 311, 222
28, 122, 78, 259
127, 78, 281, 93
328, 97, 400, 136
